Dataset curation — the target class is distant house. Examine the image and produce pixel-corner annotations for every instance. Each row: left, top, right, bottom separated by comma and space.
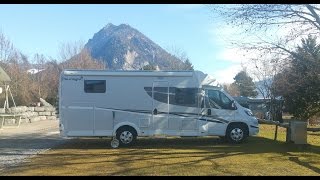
233, 96, 284, 122
27, 68, 45, 74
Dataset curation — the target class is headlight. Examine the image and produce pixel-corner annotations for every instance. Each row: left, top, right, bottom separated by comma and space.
244, 109, 254, 116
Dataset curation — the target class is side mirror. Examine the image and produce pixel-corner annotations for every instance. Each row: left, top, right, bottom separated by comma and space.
207, 109, 211, 116
231, 101, 237, 110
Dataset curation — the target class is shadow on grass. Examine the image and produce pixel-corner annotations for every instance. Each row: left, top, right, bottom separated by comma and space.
1, 135, 319, 156
3, 135, 320, 175
309, 132, 320, 137
288, 156, 320, 174
52, 135, 320, 153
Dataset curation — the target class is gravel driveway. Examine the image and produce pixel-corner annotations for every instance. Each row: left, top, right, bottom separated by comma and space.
0, 120, 67, 172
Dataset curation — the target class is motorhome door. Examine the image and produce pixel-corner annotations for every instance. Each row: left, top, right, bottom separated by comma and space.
203, 89, 236, 135
152, 81, 169, 134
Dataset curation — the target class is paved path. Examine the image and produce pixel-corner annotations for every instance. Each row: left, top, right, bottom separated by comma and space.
0, 120, 67, 172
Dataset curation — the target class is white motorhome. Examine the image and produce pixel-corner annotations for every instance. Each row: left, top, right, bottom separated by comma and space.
59, 70, 259, 147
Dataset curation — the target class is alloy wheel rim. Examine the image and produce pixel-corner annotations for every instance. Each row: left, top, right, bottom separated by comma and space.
120, 131, 133, 144
230, 128, 244, 141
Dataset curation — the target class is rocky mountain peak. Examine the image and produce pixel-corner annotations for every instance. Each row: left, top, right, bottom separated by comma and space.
85, 23, 186, 70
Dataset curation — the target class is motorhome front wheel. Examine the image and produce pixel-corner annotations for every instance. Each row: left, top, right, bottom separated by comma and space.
226, 123, 248, 143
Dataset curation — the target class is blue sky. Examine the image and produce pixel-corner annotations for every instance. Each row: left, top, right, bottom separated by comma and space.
0, 4, 247, 83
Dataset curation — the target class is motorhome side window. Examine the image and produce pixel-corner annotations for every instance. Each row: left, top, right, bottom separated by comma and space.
206, 90, 232, 110
84, 80, 106, 93
144, 87, 197, 107
153, 87, 169, 102
175, 88, 196, 106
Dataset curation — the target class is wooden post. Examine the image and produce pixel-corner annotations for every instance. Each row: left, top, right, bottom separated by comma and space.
286, 121, 292, 143
274, 125, 278, 141
5, 85, 9, 110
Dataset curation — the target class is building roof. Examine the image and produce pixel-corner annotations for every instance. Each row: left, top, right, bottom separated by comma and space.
0, 66, 11, 82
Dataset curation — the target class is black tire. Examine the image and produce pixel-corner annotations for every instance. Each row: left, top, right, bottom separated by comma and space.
226, 123, 248, 144
116, 126, 137, 146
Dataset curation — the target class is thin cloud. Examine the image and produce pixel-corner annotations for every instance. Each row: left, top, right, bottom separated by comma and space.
167, 4, 204, 11
217, 48, 248, 63
211, 64, 243, 84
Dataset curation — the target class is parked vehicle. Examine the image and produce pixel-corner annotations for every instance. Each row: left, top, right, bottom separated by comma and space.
59, 70, 259, 147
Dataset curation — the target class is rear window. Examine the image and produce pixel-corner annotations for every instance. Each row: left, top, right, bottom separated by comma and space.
84, 80, 106, 93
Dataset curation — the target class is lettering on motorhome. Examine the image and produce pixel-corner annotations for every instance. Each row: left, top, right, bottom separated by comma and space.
62, 76, 83, 81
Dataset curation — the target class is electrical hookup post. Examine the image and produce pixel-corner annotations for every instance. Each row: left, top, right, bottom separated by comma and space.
286, 120, 308, 145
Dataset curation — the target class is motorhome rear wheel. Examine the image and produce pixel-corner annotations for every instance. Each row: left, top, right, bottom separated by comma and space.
116, 126, 137, 146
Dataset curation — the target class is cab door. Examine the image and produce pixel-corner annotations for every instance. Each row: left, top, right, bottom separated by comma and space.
203, 89, 236, 135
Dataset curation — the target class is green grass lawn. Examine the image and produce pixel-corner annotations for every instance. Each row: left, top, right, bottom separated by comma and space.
4, 124, 320, 176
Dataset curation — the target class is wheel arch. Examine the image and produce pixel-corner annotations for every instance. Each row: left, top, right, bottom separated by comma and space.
113, 122, 140, 136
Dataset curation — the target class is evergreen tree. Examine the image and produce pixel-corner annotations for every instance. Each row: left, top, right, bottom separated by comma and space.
183, 58, 194, 70
141, 64, 157, 70
273, 35, 320, 119
232, 70, 258, 97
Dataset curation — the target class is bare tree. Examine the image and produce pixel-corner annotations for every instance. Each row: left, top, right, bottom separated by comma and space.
165, 46, 194, 70
247, 53, 288, 99
38, 59, 61, 105
209, 4, 320, 69
2, 51, 37, 105
0, 31, 15, 63
31, 53, 47, 99
223, 83, 240, 97
0, 32, 41, 106
59, 41, 106, 69
59, 40, 85, 62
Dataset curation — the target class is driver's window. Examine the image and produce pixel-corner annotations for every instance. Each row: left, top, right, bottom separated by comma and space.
206, 90, 221, 109
206, 90, 233, 110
